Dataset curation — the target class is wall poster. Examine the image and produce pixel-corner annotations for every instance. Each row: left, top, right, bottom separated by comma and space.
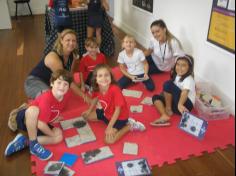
207, 0, 235, 54
132, 0, 153, 13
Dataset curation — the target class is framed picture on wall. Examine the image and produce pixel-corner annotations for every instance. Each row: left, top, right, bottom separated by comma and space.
132, 0, 153, 13
207, 0, 235, 54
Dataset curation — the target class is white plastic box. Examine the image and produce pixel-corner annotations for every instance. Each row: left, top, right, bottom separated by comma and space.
195, 82, 231, 121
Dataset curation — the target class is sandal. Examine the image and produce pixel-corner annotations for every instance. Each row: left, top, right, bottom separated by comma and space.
150, 119, 171, 127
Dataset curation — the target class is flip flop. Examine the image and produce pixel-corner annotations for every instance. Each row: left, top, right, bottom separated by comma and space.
150, 120, 171, 127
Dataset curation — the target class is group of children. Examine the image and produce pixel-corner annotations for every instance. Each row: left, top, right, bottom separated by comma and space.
5, 9, 196, 163
5, 32, 196, 162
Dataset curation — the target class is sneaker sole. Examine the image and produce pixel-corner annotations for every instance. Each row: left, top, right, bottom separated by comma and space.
30, 151, 53, 161
8, 103, 28, 132
5, 133, 24, 156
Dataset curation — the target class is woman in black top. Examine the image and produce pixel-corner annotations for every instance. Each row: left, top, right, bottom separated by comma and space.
25, 29, 87, 101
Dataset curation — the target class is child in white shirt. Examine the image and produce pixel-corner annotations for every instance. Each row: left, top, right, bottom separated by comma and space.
151, 55, 196, 127
118, 35, 155, 91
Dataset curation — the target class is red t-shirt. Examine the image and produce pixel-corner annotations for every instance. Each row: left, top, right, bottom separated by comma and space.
92, 85, 129, 120
30, 90, 72, 123
79, 53, 106, 81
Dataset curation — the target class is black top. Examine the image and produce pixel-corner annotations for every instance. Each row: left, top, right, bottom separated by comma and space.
30, 50, 74, 85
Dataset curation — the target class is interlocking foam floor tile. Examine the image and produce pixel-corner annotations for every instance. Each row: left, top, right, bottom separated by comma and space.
31, 68, 235, 176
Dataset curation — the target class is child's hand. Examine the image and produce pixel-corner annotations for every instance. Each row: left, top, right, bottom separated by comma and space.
81, 110, 91, 119
143, 74, 149, 80
96, 101, 103, 109
131, 76, 137, 81
51, 115, 64, 124
178, 104, 189, 114
82, 94, 91, 104
105, 127, 116, 141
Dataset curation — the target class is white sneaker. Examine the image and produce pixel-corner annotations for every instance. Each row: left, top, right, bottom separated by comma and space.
128, 118, 146, 132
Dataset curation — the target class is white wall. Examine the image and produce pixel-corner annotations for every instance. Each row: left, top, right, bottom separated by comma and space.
7, 0, 47, 16
108, 0, 114, 18
114, 0, 235, 114
0, 0, 12, 29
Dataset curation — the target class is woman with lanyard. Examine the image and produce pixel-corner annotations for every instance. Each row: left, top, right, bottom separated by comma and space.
144, 19, 183, 74
24, 29, 87, 101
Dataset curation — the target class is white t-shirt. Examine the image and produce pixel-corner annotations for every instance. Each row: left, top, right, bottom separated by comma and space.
174, 75, 196, 104
149, 38, 184, 71
118, 48, 146, 75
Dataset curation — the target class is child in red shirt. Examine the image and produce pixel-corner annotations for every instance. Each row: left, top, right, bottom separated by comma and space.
5, 70, 73, 160
79, 38, 107, 92
82, 64, 146, 144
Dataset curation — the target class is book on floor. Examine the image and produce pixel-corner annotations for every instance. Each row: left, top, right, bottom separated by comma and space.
179, 112, 208, 140
116, 158, 152, 176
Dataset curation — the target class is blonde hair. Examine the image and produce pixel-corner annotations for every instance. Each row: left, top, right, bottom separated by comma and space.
85, 37, 99, 48
53, 29, 79, 56
122, 35, 136, 49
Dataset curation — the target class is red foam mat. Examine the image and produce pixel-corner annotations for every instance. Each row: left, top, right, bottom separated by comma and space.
31, 68, 235, 176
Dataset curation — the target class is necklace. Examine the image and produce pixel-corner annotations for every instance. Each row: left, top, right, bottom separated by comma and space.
159, 42, 167, 62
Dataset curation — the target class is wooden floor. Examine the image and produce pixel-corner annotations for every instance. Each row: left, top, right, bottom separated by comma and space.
0, 15, 234, 176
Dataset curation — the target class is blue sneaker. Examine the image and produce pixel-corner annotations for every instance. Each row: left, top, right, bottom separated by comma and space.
5, 133, 28, 156
30, 143, 52, 160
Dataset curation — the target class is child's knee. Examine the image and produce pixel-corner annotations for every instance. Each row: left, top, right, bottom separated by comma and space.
26, 106, 39, 116
25, 106, 39, 122
52, 127, 63, 136
52, 130, 63, 144
55, 134, 63, 144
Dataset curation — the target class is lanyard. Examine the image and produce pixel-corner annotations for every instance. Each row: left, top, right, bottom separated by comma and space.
159, 42, 167, 62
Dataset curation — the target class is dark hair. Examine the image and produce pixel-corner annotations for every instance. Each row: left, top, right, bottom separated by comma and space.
91, 64, 117, 92
171, 55, 194, 82
150, 19, 182, 50
50, 69, 73, 85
